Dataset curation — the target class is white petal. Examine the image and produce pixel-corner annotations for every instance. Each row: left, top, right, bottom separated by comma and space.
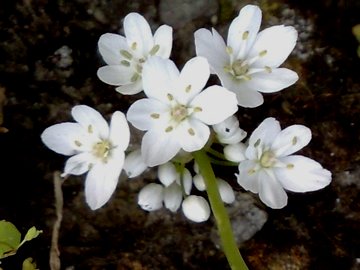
109, 111, 130, 150
85, 148, 124, 210
237, 160, 260, 193
153, 25, 173, 58
41, 122, 91, 155
158, 162, 177, 186
224, 143, 247, 163
63, 152, 93, 176
246, 68, 299, 93
275, 155, 332, 192
193, 174, 206, 191
177, 119, 210, 152
98, 33, 128, 65
123, 149, 148, 178
258, 170, 288, 209
246, 117, 281, 160
191, 85, 238, 125
227, 5, 262, 59
176, 57, 210, 104
182, 195, 210, 222
115, 80, 143, 95
124, 13, 153, 56
138, 183, 164, 211
141, 129, 181, 167
217, 178, 235, 204
126, 98, 170, 131
249, 25, 298, 68
97, 65, 133, 86
182, 168, 193, 195
71, 105, 109, 139
272, 125, 311, 157
164, 182, 182, 212
194, 28, 229, 74
142, 57, 179, 102
221, 77, 264, 108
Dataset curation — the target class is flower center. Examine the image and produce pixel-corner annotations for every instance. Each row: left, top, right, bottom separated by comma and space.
260, 150, 277, 168
93, 140, 112, 162
171, 104, 188, 122
232, 59, 249, 77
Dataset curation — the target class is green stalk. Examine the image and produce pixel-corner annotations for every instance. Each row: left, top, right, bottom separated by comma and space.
193, 150, 248, 270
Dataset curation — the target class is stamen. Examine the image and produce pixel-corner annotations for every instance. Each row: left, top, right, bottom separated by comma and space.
167, 93, 174, 101
226, 46, 233, 55
193, 107, 202, 112
248, 168, 256, 175
259, 50, 267, 57
292, 136, 297, 145
242, 31, 249, 40
121, 60, 130, 67
131, 73, 140, 82
135, 64, 142, 73
254, 138, 261, 147
149, 44, 160, 56
242, 74, 252, 80
120, 50, 133, 60
131, 42, 137, 50
150, 113, 160, 119
185, 85, 192, 93
165, 126, 173, 132
287, 163, 294, 169
138, 58, 145, 63
74, 140, 82, 147
188, 128, 195, 136
264, 66, 272, 73
88, 125, 93, 134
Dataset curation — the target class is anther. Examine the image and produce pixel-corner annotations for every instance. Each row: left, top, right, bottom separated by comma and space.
149, 45, 160, 56
242, 31, 249, 40
120, 50, 133, 60
121, 60, 130, 67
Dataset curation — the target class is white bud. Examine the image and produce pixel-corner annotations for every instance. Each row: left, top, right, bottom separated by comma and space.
193, 174, 206, 191
138, 183, 164, 211
224, 143, 247, 162
182, 195, 210, 223
158, 162, 177, 186
217, 178, 235, 204
164, 183, 182, 212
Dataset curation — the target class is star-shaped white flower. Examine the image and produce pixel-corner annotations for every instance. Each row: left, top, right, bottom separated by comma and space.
41, 105, 130, 210
97, 12, 173, 95
237, 117, 331, 209
194, 5, 299, 108
127, 56, 238, 166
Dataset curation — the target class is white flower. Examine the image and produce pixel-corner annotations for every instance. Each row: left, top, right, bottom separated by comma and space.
182, 195, 211, 223
41, 105, 130, 210
237, 117, 332, 209
213, 115, 247, 144
194, 5, 299, 108
127, 56, 238, 166
97, 12, 173, 95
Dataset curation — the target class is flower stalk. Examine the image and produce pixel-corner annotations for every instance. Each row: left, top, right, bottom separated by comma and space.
193, 150, 248, 270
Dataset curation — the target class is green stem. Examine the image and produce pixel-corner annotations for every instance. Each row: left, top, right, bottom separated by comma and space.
193, 150, 248, 270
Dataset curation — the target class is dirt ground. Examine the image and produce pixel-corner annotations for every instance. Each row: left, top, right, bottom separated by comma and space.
0, 0, 359, 269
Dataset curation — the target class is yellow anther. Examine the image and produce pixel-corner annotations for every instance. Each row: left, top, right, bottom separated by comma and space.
165, 126, 173, 132
88, 125, 93, 134
188, 128, 195, 136
131, 73, 140, 82
149, 44, 160, 56
131, 42, 137, 50
264, 66, 272, 73
185, 85, 192, 93
292, 136, 297, 145
167, 93, 174, 101
120, 50, 133, 60
150, 113, 160, 119
74, 140, 82, 147
287, 164, 294, 169
121, 60, 130, 67
259, 50, 267, 57
242, 31, 249, 40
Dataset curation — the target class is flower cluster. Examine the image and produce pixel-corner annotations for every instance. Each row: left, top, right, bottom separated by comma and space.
41, 5, 331, 223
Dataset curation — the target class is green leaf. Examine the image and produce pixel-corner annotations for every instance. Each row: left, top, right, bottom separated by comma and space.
23, 227, 42, 242
22, 257, 38, 270
0, 220, 21, 258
